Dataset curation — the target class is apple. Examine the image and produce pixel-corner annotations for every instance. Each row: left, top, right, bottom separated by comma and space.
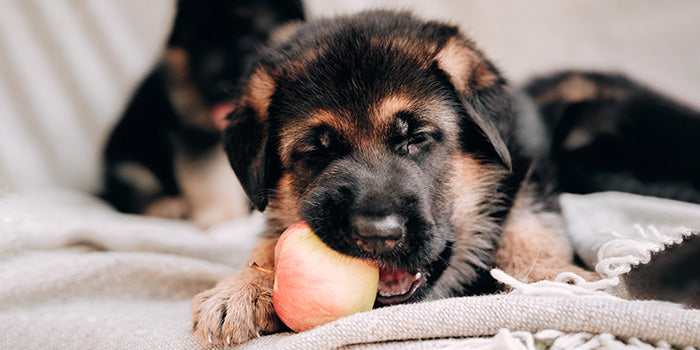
272, 221, 379, 332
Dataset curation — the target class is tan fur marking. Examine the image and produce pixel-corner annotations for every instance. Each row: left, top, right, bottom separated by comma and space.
165, 48, 188, 81
495, 187, 598, 283
435, 37, 499, 94
373, 95, 415, 131
168, 85, 213, 130
268, 21, 302, 45
369, 36, 438, 65
276, 42, 330, 78
449, 153, 509, 243
450, 155, 484, 221
429, 153, 509, 299
164, 48, 214, 130
266, 173, 303, 230
305, 109, 354, 135
435, 37, 478, 92
243, 66, 276, 120
450, 155, 488, 242
496, 214, 571, 282
534, 74, 625, 106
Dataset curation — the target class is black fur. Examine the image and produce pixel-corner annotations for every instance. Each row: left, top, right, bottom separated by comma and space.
224, 105, 280, 211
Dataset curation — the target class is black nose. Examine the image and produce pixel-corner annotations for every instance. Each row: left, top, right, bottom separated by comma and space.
351, 214, 405, 255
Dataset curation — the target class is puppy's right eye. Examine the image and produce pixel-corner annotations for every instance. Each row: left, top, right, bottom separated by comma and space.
318, 130, 332, 149
312, 125, 342, 153
391, 112, 441, 157
395, 132, 434, 156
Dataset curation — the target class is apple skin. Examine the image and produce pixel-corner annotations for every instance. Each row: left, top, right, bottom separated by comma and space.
273, 221, 379, 332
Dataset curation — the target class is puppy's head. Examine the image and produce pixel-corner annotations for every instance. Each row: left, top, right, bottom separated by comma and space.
225, 11, 516, 304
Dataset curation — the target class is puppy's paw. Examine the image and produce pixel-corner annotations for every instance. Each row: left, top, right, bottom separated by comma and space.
143, 196, 189, 219
191, 277, 282, 345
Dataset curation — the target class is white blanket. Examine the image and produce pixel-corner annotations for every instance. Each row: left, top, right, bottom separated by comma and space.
1, 189, 699, 349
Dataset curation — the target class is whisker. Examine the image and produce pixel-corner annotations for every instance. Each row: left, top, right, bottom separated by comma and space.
523, 248, 541, 281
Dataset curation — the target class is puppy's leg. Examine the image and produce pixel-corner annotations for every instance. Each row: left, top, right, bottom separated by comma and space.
192, 237, 282, 345
494, 192, 597, 283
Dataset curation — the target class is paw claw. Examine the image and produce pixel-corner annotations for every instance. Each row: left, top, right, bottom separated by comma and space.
226, 333, 232, 345
208, 330, 213, 344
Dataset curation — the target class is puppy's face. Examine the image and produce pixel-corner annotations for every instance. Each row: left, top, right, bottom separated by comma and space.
225, 11, 516, 305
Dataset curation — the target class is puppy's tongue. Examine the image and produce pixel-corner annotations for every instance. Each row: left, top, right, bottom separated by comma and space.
210, 102, 236, 131
377, 267, 421, 299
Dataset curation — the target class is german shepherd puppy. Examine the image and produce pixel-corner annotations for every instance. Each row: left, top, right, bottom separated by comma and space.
100, 0, 304, 227
192, 10, 594, 344
524, 71, 700, 204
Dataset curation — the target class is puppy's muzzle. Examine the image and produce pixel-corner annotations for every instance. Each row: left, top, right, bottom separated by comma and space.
351, 214, 406, 255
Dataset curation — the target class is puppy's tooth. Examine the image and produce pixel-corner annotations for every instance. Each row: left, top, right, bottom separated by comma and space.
414, 272, 422, 281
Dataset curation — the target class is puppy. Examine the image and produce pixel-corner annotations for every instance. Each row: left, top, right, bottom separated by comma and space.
524, 71, 700, 204
192, 10, 592, 344
100, 0, 304, 227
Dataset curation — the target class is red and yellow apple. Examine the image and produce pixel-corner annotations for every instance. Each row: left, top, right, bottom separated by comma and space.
272, 221, 379, 332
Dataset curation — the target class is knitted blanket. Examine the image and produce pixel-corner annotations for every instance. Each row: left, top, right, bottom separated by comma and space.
1, 189, 698, 349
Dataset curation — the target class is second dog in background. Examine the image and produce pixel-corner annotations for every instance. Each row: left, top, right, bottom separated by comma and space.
100, 0, 304, 227
525, 71, 700, 204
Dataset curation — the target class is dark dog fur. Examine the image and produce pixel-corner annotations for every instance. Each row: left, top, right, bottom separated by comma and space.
100, 0, 304, 227
192, 10, 594, 345
524, 71, 700, 204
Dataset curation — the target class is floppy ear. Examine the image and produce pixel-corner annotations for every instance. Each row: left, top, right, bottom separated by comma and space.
222, 68, 280, 211
435, 35, 513, 171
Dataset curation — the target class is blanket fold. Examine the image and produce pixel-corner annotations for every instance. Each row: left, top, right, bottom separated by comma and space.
239, 295, 699, 349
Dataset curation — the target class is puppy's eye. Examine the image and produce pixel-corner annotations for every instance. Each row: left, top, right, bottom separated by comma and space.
318, 131, 332, 149
397, 132, 433, 156
409, 133, 430, 146
305, 125, 336, 151
314, 128, 344, 156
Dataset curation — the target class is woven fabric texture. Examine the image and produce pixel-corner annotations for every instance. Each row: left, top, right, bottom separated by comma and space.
1, 189, 699, 349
